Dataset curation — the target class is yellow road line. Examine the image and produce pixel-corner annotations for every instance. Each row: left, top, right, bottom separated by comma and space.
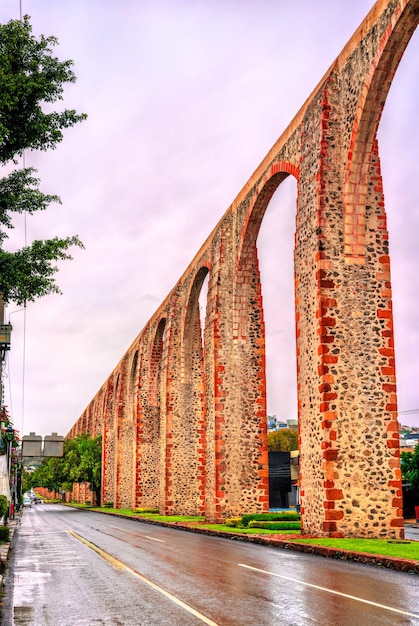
67, 530, 125, 569
68, 530, 219, 626
238, 563, 419, 619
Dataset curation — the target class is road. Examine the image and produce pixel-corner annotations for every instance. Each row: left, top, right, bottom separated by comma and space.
1, 504, 419, 625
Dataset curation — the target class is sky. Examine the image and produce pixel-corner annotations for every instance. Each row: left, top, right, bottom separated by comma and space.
0, 0, 418, 439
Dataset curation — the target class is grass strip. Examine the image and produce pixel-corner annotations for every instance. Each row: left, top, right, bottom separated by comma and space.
288, 537, 419, 560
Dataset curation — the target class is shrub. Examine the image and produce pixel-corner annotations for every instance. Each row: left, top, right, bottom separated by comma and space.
0, 527, 10, 542
134, 508, 159, 514
85, 500, 91, 506
0, 495, 8, 520
248, 520, 301, 530
241, 512, 300, 527
103, 501, 114, 508
225, 518, 242, 527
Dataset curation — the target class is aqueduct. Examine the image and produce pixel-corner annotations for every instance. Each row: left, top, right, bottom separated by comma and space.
68, 0, 418, 538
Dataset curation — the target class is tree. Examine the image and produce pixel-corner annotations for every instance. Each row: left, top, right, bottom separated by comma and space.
0, 15, 86, 306
30, 433, 102, 504
63, 433, 102, 505
401, 443, 419, 490
267, 428, 298, 452
29, 455, 66, 496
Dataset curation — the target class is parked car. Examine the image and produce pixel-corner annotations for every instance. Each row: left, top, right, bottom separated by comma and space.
23, 496, 32, 508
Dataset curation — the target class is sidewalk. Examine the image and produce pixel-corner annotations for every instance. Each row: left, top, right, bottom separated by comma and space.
0, 513, 21, 589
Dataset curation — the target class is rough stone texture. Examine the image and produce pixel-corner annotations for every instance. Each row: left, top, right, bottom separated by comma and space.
67, 0, 418, 537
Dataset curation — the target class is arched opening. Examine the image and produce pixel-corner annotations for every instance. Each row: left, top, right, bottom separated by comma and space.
171, 267, 209, 514
102, 376, 116, 505
130, 350, 139, 396
183, 267, 209, 382
227, 166, 298, 516
378, 30, 419, 433
258, 176, 298, 426
199, 272, 209, 347
149, 318, 166, 408
343, 3, 418, 264
257, 175, 298, 510
139, 318, 166, 509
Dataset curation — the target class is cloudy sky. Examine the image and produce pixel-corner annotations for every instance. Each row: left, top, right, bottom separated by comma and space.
0, 0, 418, 439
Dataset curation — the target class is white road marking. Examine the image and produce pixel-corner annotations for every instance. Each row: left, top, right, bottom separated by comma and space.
145, 535, 165, 542
68, 531, 219, 626
238, 563, 419, 619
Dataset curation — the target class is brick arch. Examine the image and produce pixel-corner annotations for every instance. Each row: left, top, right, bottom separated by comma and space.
218, 165, 299, 518
129, 350, 139, 395
344, 0, 418, 263
114, 372, 121, 420
115, 357, 135, 508
183, 265, 210, 382
137, 318, 166, 509
165, 265, 210, 515
149, 318, 166, 407
131, 341, 156, 507
235, 163, 298, 341
102, 375, 116, 505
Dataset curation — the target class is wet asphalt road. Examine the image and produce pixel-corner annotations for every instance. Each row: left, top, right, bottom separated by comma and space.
1, 504, 419, 625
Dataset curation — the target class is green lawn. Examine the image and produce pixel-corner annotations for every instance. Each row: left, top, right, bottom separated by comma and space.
287, 537, 419, 560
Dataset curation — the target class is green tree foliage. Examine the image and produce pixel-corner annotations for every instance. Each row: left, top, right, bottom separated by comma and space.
267, 428, 298, 452
62, 433, 102, 504
401, 443, 419, 490
29, 456, 66, 495
30, 433, 102, 504
0, 15, 86, 305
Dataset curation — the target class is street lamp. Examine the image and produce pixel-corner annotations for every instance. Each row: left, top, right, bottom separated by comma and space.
5, 426, 15, 519
5, 426, 15, 476
0, 324, 12, 361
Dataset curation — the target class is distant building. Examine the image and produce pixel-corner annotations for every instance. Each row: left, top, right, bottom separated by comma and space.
267, 415, 298, 432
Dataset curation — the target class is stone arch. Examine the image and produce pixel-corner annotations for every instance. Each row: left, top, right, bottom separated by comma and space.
166, 265, 210, 514
130, 350, 139, 396
344, 0, 419, 263
235, 162, 299, 343
216, 163, 299, 516
131, 344, 149, 508
149, 318, 166, 408
102, 375, 116, 505
183, 265, 210, 383
139, 318, 166, 509
115, 357, 136, 508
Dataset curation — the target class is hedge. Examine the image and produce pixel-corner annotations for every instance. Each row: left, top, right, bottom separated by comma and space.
248, 520, 301, 530
241, 512, 300, 527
